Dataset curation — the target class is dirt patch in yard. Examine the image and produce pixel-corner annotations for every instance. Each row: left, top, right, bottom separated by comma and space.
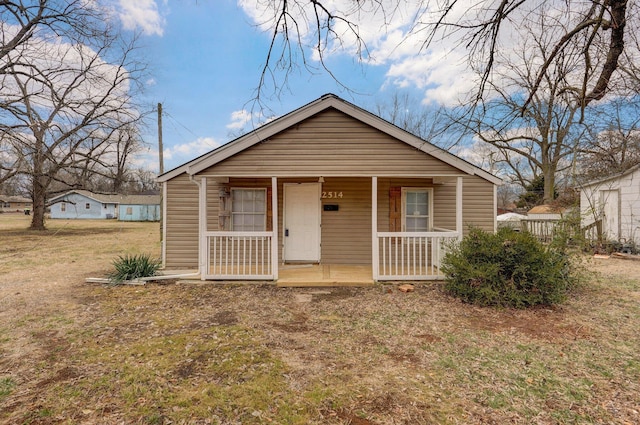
1, 214, 640, 424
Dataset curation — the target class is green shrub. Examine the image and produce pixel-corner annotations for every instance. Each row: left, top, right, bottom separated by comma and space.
441, 227, 574, 308
108, 253, 161, 284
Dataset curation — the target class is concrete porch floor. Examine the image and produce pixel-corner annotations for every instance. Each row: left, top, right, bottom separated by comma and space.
277, 264, 375, 287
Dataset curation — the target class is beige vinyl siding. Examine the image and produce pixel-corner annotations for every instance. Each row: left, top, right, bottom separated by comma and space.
433, 183, 457, 231
437, 175, 495, 234
462, 175, 495, 232
201, 109, 465, 177
164, 173, 199, 269
320, 177, 371, 264
206, 180, 221, 231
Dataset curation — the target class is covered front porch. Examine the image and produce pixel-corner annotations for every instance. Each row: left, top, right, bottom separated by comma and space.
196, 175, 464, 284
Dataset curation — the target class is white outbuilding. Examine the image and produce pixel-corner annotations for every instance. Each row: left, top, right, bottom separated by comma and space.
580, 164, 640, 246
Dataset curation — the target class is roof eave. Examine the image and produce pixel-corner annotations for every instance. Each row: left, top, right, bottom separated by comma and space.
160, 94, 502, 186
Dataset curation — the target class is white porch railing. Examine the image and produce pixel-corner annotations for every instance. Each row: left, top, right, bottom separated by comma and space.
204, 231, 274, 279
376, 230, 459, 280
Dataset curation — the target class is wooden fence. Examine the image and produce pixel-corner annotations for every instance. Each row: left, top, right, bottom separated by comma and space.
520, 218, 602, 244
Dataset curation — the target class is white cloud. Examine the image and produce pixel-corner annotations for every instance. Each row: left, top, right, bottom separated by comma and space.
226, 109, 275, 132
237, 0, 489, 106
163, 137, 220, 161
226, 110, 254, 130
117, 0, 166, 36
239, 1, 630, 107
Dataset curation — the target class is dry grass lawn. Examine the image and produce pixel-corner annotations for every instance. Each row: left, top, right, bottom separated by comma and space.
1, 213, 639, 424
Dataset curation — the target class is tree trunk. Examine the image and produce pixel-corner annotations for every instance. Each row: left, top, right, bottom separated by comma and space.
30, 178, 47, 230
543, 168, 556, 204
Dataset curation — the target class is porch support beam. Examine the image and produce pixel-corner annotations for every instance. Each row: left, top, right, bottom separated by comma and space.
493, 184, 498, 232
271, 177, 279, 280
161, 181, 167, 267
456, 176, 463, 240
372, 176, 379, 281
199, 176, 207, 279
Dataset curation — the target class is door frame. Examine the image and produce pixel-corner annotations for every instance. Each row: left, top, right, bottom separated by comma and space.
601, 189, 620, 240
283, 182, 321, 262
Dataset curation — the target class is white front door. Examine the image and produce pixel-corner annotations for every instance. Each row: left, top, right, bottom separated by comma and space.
602, 189, 620, 240
284, 183, 321, 262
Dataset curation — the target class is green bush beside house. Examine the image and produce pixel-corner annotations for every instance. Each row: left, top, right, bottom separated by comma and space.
441, 227, 575, 308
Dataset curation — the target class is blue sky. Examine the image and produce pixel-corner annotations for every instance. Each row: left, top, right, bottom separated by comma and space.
125, 0, 480, 173
137, 1, 392, 172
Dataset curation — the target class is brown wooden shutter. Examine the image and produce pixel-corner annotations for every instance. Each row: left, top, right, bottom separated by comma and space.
266, 187, 273, 231
389, 186, 401, 232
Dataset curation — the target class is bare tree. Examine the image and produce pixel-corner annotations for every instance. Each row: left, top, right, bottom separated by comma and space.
578, 100, 640, 181
371, 92, 460, 150
0, 1, 146, 230
444, 5, 610, 204
251, 1, 636, 111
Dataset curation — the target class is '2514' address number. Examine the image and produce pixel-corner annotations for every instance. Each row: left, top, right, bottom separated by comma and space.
321, 191, 343, 199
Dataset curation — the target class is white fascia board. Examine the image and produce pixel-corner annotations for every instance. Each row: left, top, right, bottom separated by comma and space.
157, 165, 189, 183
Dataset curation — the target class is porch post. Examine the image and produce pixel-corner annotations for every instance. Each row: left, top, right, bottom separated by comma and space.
372, 176, 379, 281
456, 176, 463, 240
199, 177, 208, 279
271, 177, 278, 280
161, 181, 167, 267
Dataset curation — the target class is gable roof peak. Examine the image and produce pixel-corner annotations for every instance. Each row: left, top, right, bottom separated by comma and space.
157, 93, 501, 186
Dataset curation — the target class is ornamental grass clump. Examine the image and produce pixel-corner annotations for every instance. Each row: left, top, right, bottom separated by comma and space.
441, 227, 574, 308
108, 253, 161, 284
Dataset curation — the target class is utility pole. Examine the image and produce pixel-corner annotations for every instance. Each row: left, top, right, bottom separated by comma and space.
158, 102, 164, 174
158, 102, 164, 245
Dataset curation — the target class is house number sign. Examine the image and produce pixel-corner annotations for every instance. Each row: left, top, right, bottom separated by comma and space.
321, 191, 343, 199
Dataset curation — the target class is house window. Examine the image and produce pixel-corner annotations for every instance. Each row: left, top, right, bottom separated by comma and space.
126, 207, 133, 215
402, 188, 433, 232
231, 189, 266, 231
61, 202, 66, 212
103, 203, 107, 209
85, 203, 91, 210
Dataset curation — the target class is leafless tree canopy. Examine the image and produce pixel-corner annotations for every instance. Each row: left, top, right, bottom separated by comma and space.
0, 0, 147, 230
578, 100, 640, 180
255, 0, 636, 109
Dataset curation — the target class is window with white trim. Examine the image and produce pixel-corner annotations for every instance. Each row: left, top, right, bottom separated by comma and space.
402, 188, 432, 232
85, 203, 91, 210
231, 189, 266, 231
60, 202, 66, 212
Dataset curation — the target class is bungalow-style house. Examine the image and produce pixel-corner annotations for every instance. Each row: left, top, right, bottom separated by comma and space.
580, 163, 640, 246
157, 94, 501, 283
48, 190, 160, 221
0, 195, 32, 213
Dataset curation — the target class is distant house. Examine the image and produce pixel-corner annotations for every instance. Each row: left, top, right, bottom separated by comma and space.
580, 164, 640, 245
118, 195, 161, 222
48, 190, 160, 221
521, 204, 573, 242
526, 204, 569, 221
0, 195, 33, 213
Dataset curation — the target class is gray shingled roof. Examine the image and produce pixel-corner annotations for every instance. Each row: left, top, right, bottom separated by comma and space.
49, 190, 160, 205
0, 195, 32, 203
